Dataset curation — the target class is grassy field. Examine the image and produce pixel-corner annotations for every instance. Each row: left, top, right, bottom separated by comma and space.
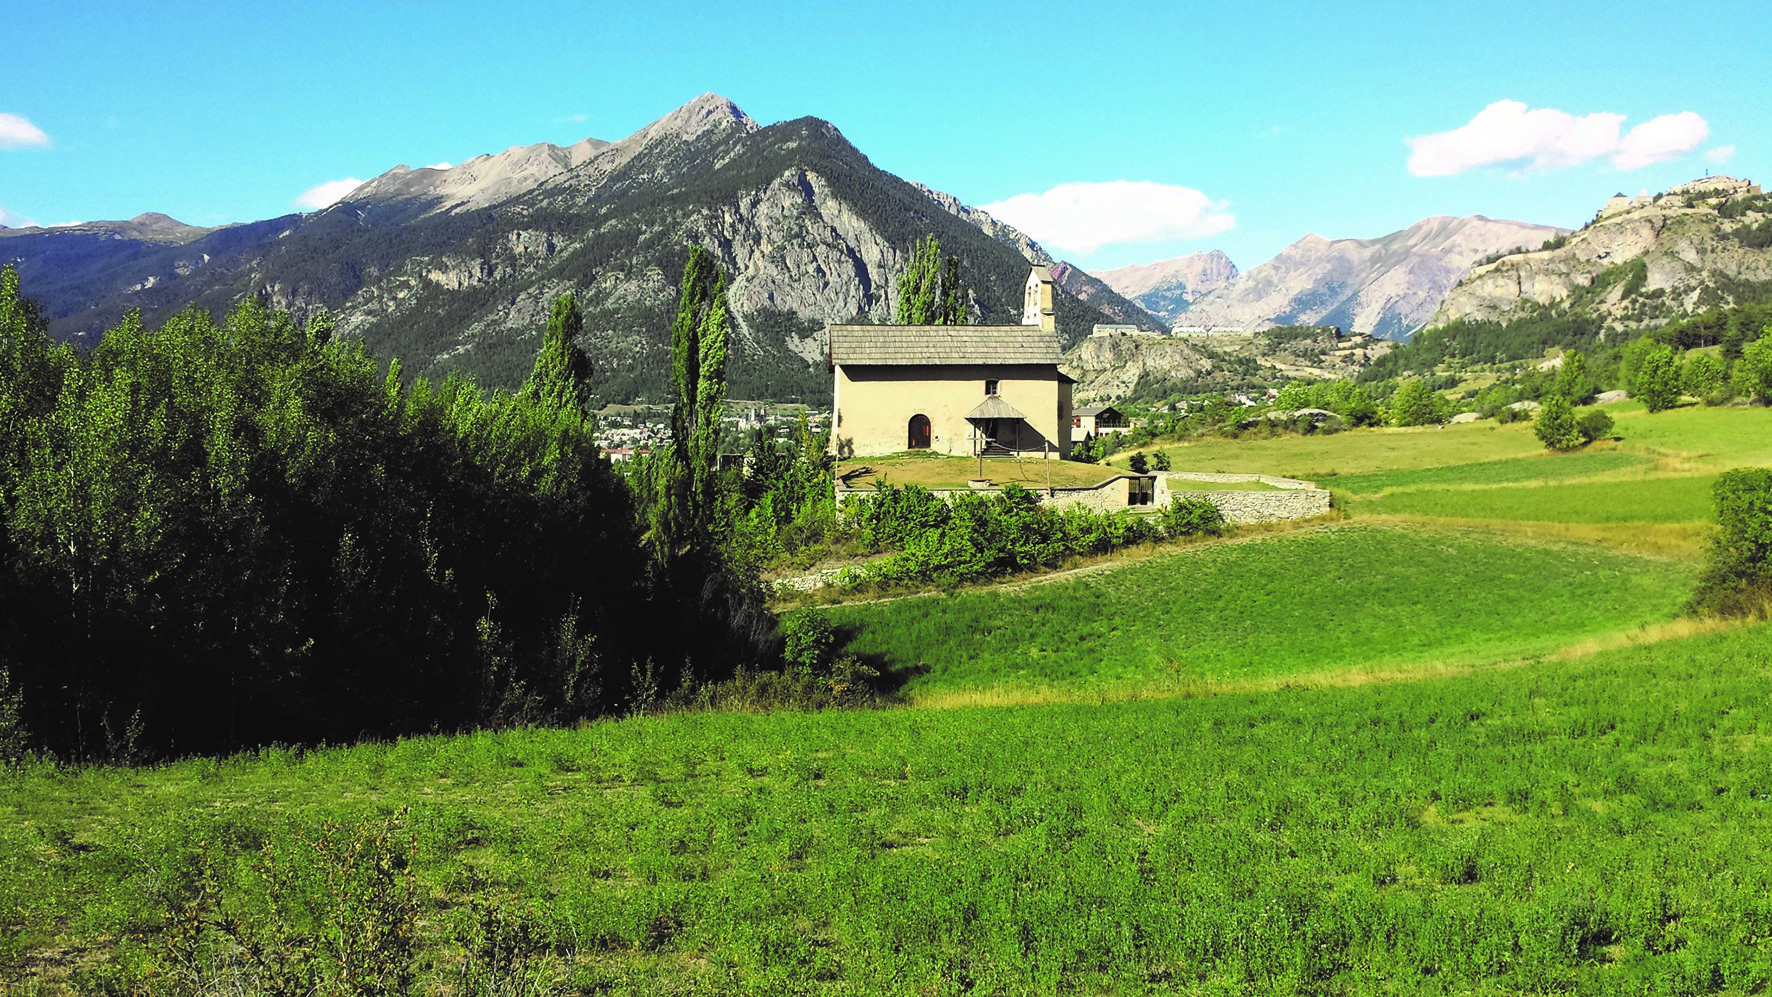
829, 523, 1695, 703
4, 623, 1769, 994
837, 455, 1120, 490
6, 401, 1770, 994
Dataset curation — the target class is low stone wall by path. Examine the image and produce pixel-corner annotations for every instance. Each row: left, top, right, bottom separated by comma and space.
1161, 471, 1319, 490
834, 470, 1329, 525
1186, 487, 1331, 524
1157, 472, 1330, 524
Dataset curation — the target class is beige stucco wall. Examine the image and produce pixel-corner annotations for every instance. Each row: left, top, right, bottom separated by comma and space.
833, 364, 1072, 459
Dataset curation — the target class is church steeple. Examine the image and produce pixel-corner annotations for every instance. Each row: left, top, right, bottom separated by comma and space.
1022, 265, 1055, 333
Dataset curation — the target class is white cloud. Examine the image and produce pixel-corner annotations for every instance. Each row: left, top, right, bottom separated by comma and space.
293, 177, 365, 210
1408, 100, 1708, 176
979, 181, 1235, 256
423, 161, 453, 171
0, 112, 51, 149
0, 204, 41, 228
1612, 112, 1709, 170
1706, 144, 1738, 165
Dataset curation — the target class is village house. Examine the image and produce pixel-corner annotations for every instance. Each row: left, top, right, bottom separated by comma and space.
827, 267, 1074, 459
1070, 404, 1127, 444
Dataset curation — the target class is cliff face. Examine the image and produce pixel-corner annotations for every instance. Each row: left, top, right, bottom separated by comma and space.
1429, 176, 1772, 329
1177, 216, 1566, 339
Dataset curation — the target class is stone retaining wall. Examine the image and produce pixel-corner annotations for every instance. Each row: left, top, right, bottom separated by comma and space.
1161, 471, 1319, 490
1186, 487, 1331, 524
1157, 472, 1330, 524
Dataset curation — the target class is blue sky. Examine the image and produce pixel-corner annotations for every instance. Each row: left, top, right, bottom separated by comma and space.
4, 0, 1766, 273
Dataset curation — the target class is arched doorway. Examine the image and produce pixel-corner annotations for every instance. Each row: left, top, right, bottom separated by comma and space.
908, 414, 931, 450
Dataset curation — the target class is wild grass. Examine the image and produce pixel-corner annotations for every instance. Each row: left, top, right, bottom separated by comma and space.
5, 623, 1770, 994
827, 523, 1695, 699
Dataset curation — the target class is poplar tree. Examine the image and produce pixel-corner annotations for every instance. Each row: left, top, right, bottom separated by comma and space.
657, 247, 730, 556
524, 292, 593, 418
896, 234, 968, 325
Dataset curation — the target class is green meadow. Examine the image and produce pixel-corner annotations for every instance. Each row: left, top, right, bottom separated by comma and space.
5, 400, 1771, 994
4, 625, 1769, 994
829, 524, 1693, 704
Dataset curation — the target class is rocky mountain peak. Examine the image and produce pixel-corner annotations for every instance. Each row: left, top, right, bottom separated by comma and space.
1094, 251, 1240, 325
638, 93, 759, 145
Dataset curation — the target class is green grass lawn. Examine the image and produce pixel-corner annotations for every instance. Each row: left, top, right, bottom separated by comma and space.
1349, 476, 1715, 526
5, 623, 1769, 994
828, 523, 1694, 702
837, 455, 1120, 490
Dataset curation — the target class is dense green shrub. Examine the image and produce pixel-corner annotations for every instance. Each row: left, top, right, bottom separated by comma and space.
1159, 496, 1227, 537
1576, 409, 1615, 444
847, 483, 1174, 587
1689, 467, 1772, 617
780, 608, 837, 676
1388, 378, 1447, 426
1534, 393, 1581, 450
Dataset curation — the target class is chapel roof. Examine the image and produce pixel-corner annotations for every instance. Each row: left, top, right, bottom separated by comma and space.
828, 324, 1064, 366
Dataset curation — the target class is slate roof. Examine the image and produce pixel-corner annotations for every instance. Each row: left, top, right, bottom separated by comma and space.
828, 324, 1065, 366
1073, 405, 1119, 418
965, 395, 1028, 420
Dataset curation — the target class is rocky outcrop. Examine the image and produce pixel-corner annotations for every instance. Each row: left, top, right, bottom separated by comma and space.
1063, 334, 1218, 403
1095, 251, 1239, 323
1429, 176, 1772, 329
1179, 216, 1566, 339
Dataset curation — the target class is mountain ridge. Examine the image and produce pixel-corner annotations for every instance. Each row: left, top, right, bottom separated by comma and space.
1174, 215, 1567, 339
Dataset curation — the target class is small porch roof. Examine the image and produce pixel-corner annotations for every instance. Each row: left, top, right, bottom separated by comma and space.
965, 395, 1028, 420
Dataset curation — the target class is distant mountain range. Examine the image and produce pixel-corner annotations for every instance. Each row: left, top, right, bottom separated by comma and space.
0, 95, 1159, 403
1101, 217, 1567, 340
1094, 252, 1239, 324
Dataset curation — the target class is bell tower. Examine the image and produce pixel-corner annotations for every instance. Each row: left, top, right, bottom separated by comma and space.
1022, 265, 1056, 333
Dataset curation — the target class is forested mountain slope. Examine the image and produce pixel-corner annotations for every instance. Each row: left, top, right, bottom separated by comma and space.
0, 95, 1143, 404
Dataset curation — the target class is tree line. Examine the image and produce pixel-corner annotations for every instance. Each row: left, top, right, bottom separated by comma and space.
0, 261, 778, 762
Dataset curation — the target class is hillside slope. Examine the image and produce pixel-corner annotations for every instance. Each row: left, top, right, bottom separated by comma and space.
1429, 175, 1772, 329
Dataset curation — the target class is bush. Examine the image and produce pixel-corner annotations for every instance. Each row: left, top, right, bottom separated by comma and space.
0, 669, 27, 765
780, 609, 836, 675
1389, 378, 1446, 427
1160, 496, 1227, 538
1128, 452, 1149, 474
1688, 467, 1772, 618
1534, 394, 1582, 451
1151, 451, 1172, 472
1735, 329, 1772, 403
1576, 409, 1615, 444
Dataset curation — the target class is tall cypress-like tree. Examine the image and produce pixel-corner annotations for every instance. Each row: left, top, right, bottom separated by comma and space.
524, 292, 593, 418
657, 248, 730, 556
896, 234, 968, 325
